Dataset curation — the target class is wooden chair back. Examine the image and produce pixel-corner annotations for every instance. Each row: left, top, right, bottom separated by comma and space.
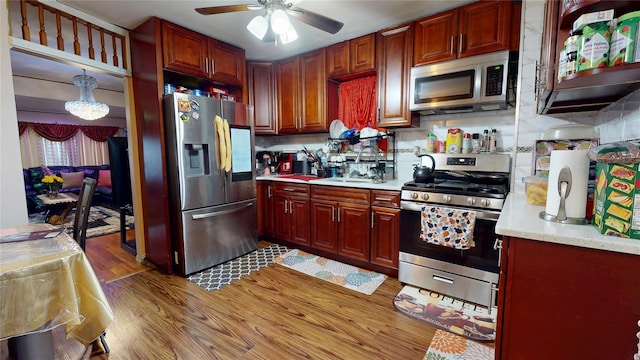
73, 177, 97, 251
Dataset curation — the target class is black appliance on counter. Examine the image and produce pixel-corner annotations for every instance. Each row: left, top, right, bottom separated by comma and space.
399, 153, 510, 310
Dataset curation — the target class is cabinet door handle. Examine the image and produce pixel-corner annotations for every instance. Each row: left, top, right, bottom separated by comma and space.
459, 33, 463, 54
332, 206, 335, 222
375, 197, 393, 202
371, 212, 374, 229
267, 186, 272, 198
282, 187, 295, 192
284, 199, 288, 213
205, 57, 209, 74
211, 59, 215, 74
450, 36, 454, 55
337, 207, 340, 222
289, 199, 293, 214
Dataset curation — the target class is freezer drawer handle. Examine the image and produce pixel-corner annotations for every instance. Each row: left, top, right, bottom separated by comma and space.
432, 274, 454, 284
191, 203, 254, 220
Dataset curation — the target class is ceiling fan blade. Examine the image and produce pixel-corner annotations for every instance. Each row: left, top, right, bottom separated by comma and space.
286, 7, 344, 34
195, 4, 262, 15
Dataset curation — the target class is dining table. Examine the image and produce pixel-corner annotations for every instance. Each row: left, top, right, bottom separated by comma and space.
0, 223, 114, 359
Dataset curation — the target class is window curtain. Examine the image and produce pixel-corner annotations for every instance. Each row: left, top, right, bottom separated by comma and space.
18, 122, 122, 168
338, 76, 377, 130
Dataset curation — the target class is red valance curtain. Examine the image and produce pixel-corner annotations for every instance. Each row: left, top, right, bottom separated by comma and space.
338, 76, 377, 130
18, 122, 118, 142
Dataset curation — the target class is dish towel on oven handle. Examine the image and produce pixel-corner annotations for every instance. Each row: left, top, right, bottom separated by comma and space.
420, 206, 476, 250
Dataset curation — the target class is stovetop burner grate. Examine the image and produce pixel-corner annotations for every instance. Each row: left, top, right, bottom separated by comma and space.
402, 180, 508, 199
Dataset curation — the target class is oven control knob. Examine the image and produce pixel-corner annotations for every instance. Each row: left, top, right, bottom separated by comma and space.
411, 192, 418, 200
467, 197, 476, 206
481, 199, 491, 207
443, 195, 452, 203
421, 193, 429, 201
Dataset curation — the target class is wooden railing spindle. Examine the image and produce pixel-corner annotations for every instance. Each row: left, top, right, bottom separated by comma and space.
37, 4, 47, 46
72, 17, 81, 55
87, 23, 95, 60
120, 36, 128, 70
20, 0, 31, 41
111, 33, 119, 67
56, 13, 64, 50
100, 29, 107, 64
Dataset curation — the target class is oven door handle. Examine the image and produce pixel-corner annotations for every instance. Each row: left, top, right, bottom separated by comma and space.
400, 201, 500, 221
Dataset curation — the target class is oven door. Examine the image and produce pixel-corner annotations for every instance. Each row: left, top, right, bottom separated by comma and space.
399, 201, 500, 274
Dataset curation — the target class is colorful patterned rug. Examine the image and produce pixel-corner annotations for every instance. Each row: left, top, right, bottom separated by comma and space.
274, 249, 387, 295
394, 285, 497, 342
28, 205, 134, 238
188, 244, 290, 291
424, 329, 495, 360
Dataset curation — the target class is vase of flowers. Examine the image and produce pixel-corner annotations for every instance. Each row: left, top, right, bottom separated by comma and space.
42, 174, 63, 198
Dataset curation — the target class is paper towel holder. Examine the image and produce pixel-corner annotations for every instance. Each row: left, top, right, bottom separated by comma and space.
539, 166, 588, 225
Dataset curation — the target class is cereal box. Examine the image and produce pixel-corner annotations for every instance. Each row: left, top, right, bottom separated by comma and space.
592, 162, 640, 239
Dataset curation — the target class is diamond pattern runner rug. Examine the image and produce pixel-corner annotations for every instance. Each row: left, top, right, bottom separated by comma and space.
423, 329, 494, 360
274, 249, 387, 295
188, 244, 290, 291
394, 285, 497, 342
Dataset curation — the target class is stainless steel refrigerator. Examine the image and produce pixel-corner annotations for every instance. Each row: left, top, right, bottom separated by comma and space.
163, 93, 257, 275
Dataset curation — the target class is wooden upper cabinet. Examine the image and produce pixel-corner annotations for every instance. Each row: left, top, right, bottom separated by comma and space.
276, 49, 327, 134
208, 39, 245, 87
376, 23, 418, 128
327, 33, 376, 80
161, 20, 245, 88
299, 48, 327, 133
413, 10, 458, 65
276, 56, 300, 134
458, 0, 512, 58
162, 21, 208, 77
247, 61, 277, 135
350, 33, 376, 74
327, 41, 350, 78
413, 0, 513, 66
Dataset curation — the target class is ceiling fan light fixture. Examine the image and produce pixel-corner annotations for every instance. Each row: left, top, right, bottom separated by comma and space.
64, 70, 109, 121
280, 26, 298, 44
270, 8, 290, 35
247, 14, 268, 40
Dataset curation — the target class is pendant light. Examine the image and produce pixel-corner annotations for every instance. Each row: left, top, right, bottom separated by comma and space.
64, 69, 110, 120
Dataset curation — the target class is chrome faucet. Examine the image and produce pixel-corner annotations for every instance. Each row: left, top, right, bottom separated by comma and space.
355, 145, 383, 181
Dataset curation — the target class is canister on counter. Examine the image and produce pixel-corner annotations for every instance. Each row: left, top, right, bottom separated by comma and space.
445, 128, 463, 154
578, 21, 612, 71
609, 11, 640, 66
426, 133, 437, 153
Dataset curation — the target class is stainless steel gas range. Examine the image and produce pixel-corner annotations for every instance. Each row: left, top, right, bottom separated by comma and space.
399, 153, 511, 309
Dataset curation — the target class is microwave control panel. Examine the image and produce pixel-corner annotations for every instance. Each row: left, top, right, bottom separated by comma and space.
485, 65, 504, 96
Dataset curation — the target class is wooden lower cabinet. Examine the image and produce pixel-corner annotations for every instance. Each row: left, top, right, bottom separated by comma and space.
273, 183, 310, 246
257, 181, 275, 237
496, 236, 640, 359
370, 190, 401, 269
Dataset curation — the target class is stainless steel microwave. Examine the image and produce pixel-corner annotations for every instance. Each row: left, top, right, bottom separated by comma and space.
410, 50, 514, 115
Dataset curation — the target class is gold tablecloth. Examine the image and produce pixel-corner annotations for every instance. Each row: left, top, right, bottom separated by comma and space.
0, 224, 113, 345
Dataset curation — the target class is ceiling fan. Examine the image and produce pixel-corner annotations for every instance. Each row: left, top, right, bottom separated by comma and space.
195, 0, 344, 43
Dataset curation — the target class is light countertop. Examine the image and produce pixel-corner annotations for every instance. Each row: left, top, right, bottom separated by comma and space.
496, 193, 640, 256
257, 175, 406, 191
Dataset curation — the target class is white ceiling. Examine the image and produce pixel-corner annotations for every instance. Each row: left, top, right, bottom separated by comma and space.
11, 0, 477, 120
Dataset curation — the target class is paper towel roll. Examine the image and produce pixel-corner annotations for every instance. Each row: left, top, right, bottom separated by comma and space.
545, 150, 590, 219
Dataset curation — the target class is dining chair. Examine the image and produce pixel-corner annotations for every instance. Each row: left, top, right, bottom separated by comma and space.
73, 177, 110, 354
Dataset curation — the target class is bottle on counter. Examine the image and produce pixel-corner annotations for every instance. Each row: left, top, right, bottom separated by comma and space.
482, 129, 490, 153
426, 133, 437, 153
489, 129, 497, 153
471, 133, 481, 153
462, 133, 472, 154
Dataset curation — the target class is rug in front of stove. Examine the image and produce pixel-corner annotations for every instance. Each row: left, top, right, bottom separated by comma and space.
274, 249, 387, 295
188, 244, 290, 291
394, 285, 496, 342
423, 329, 495, 360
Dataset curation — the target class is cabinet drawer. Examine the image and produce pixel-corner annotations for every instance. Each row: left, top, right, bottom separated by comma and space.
311, 185, 370, 205
371, 190, 400, 208
274, 182, 310, 197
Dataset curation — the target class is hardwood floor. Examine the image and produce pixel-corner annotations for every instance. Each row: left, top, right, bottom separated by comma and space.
4, 232, 446, 359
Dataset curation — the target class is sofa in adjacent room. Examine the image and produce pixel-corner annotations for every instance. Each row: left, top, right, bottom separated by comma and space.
23, 165, 113, 214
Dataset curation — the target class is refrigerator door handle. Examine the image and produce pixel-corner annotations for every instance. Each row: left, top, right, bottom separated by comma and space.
192, 203, 254, 220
